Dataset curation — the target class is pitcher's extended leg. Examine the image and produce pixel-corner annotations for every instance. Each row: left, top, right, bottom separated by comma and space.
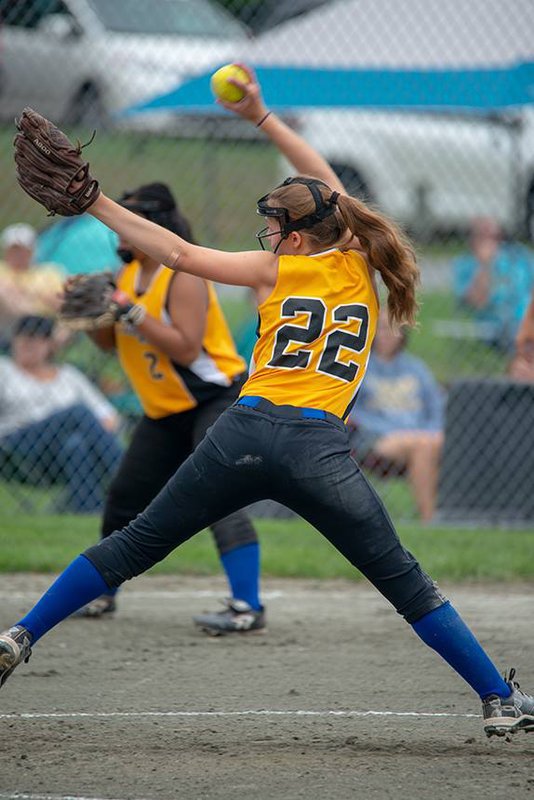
12, 420, 267, 647
272, 423, 511, 702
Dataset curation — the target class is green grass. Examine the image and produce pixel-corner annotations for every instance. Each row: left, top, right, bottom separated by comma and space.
1, 124, 279, 251
0, 123, 516, 528
0, 515, 532, 582
0, 469, 415, 521
412, 291, 508, 384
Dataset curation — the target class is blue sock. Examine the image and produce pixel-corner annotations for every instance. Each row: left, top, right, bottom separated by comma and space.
17, 555, 110, 644
220, 542, 261, 610
412, 602, 511, 699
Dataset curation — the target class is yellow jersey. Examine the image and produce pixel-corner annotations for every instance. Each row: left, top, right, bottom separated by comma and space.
115, 261, 245, 418
241, 248, 378, 420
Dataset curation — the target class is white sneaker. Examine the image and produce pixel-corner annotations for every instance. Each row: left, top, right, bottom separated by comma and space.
482, 669, 534, 737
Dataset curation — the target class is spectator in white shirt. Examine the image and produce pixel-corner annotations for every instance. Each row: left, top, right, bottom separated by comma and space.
0, 315, 123, 512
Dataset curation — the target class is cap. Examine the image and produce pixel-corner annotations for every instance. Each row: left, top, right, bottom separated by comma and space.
13, 315, 55, 338
1, 223, 37, 250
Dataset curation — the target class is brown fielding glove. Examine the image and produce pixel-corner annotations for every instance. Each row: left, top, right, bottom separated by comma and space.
13, 107, 101, 216
59, 273, 121, 331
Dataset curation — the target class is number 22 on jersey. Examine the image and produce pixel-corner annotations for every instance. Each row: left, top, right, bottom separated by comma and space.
268, 296, 370, 383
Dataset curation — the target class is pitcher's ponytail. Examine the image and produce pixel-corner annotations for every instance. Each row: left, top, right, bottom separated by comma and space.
336, 195, 419, 326
264, 179, 419, 326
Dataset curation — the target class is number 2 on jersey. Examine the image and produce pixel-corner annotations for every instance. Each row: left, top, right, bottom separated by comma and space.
267, 296, 369, 382
143, 351, 164, 381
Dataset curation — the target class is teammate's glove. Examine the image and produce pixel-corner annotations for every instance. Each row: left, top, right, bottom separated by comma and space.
13, 107, 100, 216
59, 273, 146, 331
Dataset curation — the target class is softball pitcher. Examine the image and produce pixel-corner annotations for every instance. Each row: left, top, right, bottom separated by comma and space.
3, 67, 534, 739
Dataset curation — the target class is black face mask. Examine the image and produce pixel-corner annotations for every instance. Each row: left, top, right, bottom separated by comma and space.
117, 247, 134, 264
256, 224, 285, 253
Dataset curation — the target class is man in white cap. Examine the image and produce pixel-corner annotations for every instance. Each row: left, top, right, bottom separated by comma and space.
0, 223, 64, 339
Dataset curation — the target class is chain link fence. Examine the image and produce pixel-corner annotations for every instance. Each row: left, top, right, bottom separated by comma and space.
0, 0, 533, 524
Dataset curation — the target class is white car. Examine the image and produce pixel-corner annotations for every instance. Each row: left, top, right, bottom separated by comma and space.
0, 0, 249, 126
240, 0, 534, 237
293, 108, 530, 238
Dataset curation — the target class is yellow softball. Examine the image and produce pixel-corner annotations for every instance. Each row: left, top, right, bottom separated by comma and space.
210, 64, 250, 103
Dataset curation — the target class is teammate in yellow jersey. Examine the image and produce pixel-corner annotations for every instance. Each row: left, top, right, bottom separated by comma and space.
3, 66, 534, 740
75, 182, 265, 634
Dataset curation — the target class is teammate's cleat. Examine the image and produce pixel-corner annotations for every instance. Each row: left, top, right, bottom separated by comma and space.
483, 669, 534, 738
193, 599, 266, 636
71, 594, 117, 619
0, 625, 32, 689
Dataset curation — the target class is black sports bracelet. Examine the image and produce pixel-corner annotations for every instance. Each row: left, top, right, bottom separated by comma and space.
256, 111, 272, 128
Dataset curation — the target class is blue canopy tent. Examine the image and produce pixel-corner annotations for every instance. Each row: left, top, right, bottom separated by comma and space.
43, 0, 534, 276
125, 61, 534, 116
43, 58, 534, 276
122, 58, 533, 243
123, 0, 533, 116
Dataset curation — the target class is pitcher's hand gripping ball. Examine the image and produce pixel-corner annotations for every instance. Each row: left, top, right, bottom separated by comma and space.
59, 273, 121, 331
210, 64, 250, 103
13, 107, 100, 216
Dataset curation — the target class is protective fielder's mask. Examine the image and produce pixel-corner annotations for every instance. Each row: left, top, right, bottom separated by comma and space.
256, 176, 340, 253
117, 246, 134, 264
118, 184, 197, 245
119, 189, 176, 224
116, 186, 179, 264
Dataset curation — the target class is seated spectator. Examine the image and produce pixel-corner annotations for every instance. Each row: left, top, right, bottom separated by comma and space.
507, 350, 534, 384
0, 315, 123, 512
453, 217, 534, 349
36, 215, 121, 276
349, 313, 445, 522
516, 285, 534, 357
0, 223, 64, 341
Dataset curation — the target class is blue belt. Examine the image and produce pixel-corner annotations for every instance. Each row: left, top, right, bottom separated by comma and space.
237, 395, 327, 420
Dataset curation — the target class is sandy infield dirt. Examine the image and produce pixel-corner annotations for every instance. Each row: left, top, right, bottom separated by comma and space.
0, 574, 532, 800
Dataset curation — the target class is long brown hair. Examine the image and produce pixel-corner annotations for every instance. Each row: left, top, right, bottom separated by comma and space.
266, 179, 419, 326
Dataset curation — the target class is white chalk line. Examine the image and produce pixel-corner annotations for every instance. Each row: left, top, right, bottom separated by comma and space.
0, 590, 289, 602
0, 588, 382, 602
0, 795, 146, 800
0, 708, 479, 720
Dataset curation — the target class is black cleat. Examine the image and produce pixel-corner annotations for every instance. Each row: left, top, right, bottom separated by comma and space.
483, 669, 534, 738
193, 599, 266, 637
0, 625, 32, 689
